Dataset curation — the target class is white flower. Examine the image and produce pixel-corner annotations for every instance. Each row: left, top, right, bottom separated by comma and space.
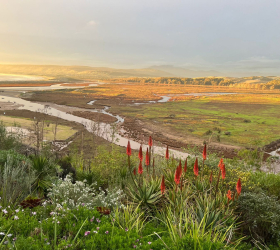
14, 216, 19, 220
15, 209, 19, 213
7, 234, 12, 237
0, 232, 5, 235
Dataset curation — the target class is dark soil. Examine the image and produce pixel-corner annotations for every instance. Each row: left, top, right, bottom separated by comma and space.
120, 117, 239, 159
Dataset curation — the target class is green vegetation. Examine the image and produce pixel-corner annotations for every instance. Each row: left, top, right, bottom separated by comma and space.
114, 94, 280, 147
0, 115, 77, 141
111, 77, 235, 86
0, 120, 280, 249
109, 76, 280, 89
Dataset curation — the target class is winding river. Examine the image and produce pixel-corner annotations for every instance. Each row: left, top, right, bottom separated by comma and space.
0, 94, 190, 159
0, 84, 278, 160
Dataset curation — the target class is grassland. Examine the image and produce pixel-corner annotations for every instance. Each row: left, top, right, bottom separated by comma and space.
0, 115, 77, 141
22, 82, 280, 149
115, 93, 280, 147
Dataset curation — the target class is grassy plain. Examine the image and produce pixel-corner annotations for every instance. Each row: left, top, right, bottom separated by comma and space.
0, 115, 77, 141
23, 83, 280, 149
116, 93, 280, 147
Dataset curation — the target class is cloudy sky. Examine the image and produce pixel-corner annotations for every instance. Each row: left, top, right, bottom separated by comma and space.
0, 0, 280, 75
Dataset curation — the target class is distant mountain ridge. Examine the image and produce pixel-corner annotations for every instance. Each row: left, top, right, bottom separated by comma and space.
149, 65, 221, 78
0, 64, 174, 80
0, 64, 266, 79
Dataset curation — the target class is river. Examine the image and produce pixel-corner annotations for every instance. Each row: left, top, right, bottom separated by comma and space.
0, 94, 190, 159
0, 84, 278, 161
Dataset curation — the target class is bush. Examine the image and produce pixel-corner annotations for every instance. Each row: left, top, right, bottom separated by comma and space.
0, 154, 35, 208
237, 192, 280, 243
0, 121, 22, 151
72, 145, 128, 187
48, 175, 124, 209
249, 172, 280, 198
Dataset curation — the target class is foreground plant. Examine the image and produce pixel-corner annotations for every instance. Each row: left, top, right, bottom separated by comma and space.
48, 175, 123, 209
127, 179, 161, 209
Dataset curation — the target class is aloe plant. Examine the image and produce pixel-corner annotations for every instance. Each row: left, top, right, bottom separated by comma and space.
31, 156, 56, 196
126, 179, 161, 209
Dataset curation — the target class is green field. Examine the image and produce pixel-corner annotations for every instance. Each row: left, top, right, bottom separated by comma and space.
0, 115, 77, 141
114, 93, 280, 147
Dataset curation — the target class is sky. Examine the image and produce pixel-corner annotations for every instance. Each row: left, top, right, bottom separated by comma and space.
0, 0, 280, 75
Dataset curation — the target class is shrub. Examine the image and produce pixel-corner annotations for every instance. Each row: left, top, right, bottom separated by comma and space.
0, 154, 35, 208
72, 145, 128, 187
243, 119, 251, 123
48, 175, 97, 209
237, 192, 280, 243
31, 156, 58, 196
249, 172, 280, 198
48, 175, 124, 209
0, 121, 22, 151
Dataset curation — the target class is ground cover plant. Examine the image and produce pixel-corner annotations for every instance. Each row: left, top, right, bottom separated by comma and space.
0, 120, 280, 249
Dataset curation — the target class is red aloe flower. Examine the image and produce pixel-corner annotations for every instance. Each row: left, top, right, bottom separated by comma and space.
138, 145, 143, 161
138, 161, 143, 174
218, 158, 223, 169
193, 158, 199, 177
174, 165, 182, 185
236, 178, 242, 195
165, 146, 169, 159
148, 136, 153, 147
133, 168, 136, 176
203, 144, 207, 160
126, 141, 131, 156
227, 190, 232, 201
209, 171, 213, 183
221, 163, 226, 179
184, 158, 187, 173
145, 148, 149, 166
161, 175, 165, 195
178, 160, 182, 175
174, 169, 180, 185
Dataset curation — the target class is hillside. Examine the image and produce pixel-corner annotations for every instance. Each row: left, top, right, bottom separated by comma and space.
0, 64, 174, 80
